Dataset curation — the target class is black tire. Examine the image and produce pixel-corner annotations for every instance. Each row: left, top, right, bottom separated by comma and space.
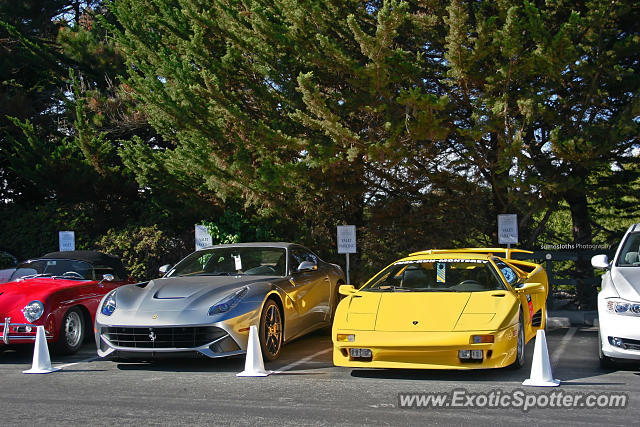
509, 310, 526, 370
54, 307, 85, 355
598, 331, 616, 369
259, 299, 283, 362
324, 283, 343, 334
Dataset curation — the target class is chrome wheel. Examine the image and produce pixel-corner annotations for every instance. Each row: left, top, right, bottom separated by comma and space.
259, 300, 282, 361
64, 310, 83, 348
54, 307, 85, 355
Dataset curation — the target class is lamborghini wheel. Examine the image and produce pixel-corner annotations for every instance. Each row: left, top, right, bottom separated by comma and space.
509, 311, 525, 369
54, 307, 85, 355
259, 299, 283, 361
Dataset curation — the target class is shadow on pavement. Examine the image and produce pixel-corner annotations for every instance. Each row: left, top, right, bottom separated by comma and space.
115, 357, 244, 373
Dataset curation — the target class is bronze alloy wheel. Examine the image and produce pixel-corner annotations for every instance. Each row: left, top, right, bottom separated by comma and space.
259, 299, 282, 361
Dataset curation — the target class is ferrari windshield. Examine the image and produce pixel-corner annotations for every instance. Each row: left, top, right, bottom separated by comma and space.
168, 247, 287, 277
362, 259, 506, 292
617, 232, 640, 266
9, 259, 93, 281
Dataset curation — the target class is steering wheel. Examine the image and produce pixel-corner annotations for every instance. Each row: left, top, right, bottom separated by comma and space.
62, 271, 84, 279
244, 265, 276, 275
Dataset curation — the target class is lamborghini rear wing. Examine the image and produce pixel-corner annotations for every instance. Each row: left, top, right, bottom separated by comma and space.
409, 248, 533, 260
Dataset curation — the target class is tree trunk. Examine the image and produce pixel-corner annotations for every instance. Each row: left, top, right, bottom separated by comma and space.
564, 187, 596, 309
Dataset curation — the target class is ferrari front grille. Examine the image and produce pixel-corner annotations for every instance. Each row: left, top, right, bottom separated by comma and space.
103, 326, 227, 349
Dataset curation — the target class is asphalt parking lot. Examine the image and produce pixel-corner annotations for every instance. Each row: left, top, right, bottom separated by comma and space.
0, 327, 638, 426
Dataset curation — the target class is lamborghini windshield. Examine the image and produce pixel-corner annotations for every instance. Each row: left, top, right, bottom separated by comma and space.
168, 247, 287, 277
362, 259, 506, 292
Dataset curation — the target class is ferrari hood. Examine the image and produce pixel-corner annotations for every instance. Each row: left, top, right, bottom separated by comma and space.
610, 267, 640, 301
374, 292, 471, 332
113, 275, 274, 315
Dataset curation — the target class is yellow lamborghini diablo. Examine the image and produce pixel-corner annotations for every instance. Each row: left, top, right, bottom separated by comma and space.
332, 248, 549, 370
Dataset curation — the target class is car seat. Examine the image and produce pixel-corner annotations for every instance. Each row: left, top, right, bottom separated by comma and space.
625, 251, 639, 265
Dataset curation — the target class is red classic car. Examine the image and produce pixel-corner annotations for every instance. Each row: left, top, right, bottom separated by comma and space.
0, 250, 131, 354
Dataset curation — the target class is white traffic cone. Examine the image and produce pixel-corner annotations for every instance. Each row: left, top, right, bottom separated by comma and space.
522, 329, 560, 387
23, 325, 60, 374
237, 325, 271, 377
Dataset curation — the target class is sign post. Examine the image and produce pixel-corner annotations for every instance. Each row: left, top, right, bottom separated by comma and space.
58, 231, 75, 252
337, 225, 356, 284
195, 225, 213, 250
498, 214, 518, 248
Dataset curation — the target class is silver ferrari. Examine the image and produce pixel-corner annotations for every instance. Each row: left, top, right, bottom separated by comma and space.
94, 242, 345, 361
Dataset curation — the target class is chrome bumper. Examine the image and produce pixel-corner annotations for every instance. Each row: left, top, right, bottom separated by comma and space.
2, 317, 52, 344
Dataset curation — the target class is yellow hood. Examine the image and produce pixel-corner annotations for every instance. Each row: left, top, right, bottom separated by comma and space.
374, 292, 471, 332
341, 290, 518, 332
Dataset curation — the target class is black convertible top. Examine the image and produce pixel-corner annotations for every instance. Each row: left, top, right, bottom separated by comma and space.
40, 250, 127, 279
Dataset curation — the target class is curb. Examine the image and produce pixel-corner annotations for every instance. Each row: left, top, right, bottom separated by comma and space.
547, 310, 598, 329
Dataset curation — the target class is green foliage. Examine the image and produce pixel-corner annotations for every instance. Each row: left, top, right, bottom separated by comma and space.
201, 210, 277, 245
0, 201, 105, 259
95, 225, 190, 281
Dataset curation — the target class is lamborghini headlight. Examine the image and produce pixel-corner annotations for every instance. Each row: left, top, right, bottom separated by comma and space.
22, 300, 44, 322
606, 299, 640, 316
101, 291, 117, 316
208, 287, 248, 315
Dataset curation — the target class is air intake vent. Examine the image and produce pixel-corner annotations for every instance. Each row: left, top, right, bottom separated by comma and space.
103, 326, 227, 349
531, 310, 542, 327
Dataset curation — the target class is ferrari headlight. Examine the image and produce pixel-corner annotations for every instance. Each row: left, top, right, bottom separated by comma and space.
22, 300, 44, 322
606, 299, 640, 316
101, 292, 117, 316
208, 287, 248, 315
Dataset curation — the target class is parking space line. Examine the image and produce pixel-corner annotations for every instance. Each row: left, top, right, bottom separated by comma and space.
54, 356, 99, 370
550, 327, 577, 367
274, 347, 332, 373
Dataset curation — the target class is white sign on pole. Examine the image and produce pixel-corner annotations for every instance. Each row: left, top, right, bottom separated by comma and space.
337, 225, 356, 285
195, 225, 213, 250
337, 225, 357, 254
498, 214, 518, 245
59, 231, 75, 252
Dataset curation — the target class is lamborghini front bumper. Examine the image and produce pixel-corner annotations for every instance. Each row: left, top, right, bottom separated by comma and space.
333, 325, 520, 369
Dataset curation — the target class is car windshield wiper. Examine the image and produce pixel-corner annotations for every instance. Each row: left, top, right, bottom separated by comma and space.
371, 285, 412, 292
